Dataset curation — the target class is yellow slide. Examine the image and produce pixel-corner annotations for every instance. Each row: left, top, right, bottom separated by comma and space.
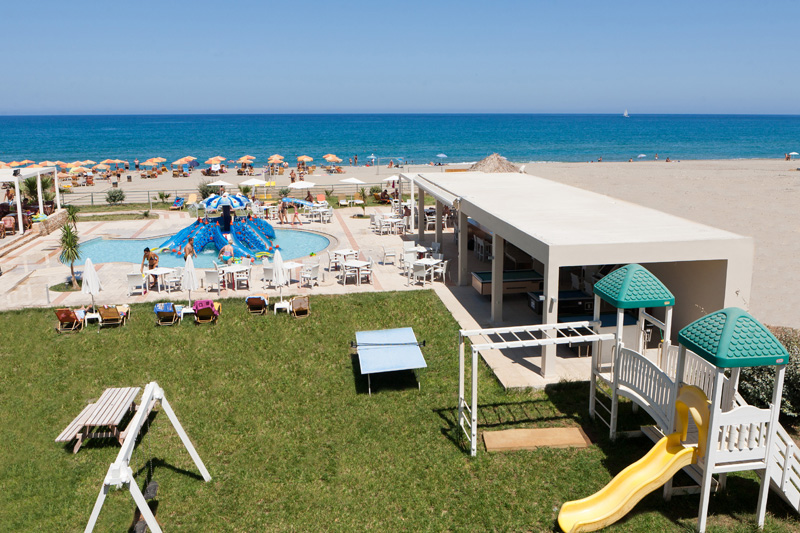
558, 386, 709, 533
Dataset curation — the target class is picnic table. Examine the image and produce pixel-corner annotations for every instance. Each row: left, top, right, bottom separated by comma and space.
55, 387, 141, 453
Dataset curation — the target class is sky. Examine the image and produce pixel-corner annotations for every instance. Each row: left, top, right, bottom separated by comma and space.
3, 0, 799, 115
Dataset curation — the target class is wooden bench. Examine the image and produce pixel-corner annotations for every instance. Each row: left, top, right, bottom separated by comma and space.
55, 387, 140, 453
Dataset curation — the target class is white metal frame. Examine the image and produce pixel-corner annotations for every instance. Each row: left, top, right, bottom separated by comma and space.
457, 321, 615, 456
84, 382, 211, 533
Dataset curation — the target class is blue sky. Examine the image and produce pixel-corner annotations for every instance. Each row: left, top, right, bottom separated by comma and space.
3, 0, 799, 115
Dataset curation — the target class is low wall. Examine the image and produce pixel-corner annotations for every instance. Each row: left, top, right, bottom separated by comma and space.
35, 208, 67, 236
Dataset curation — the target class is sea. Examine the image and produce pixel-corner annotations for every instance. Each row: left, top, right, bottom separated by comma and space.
1, 114, 799, 164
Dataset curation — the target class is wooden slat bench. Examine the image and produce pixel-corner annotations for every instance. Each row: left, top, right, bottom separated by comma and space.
55, 387, 141, 453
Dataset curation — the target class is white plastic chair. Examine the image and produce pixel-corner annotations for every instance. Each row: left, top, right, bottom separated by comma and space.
262, 263, 274, 290
301, 263, 320, 287
360, 257, 374, 284
433, 260, 449, 283
411, 262, 430, 286
431, 242, 441, 254
204, 270, 222, 295
127, 273, 145, 296
382, 246, 397, 265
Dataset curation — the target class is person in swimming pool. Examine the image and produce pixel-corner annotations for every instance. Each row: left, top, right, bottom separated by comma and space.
183, 237, 196, 260
218, 240, 234, 265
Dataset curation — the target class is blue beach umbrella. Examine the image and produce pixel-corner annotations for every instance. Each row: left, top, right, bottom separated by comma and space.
282, 197, 313, 208
202, 193, 248, 210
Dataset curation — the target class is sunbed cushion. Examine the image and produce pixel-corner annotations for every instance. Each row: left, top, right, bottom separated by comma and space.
193, 299, 219, 316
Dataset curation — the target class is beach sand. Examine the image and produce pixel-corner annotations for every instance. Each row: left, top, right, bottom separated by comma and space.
65, 158, 800, 327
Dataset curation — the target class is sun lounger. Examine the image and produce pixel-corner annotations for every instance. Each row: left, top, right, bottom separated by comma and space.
55, 386, 140, 453
55, 308, 85, 333
98, 305, 130, 328
290, 296, 310, 318
169, 197, 185, 210
193, 299, 221, 324
154, 302, 182, 325
246, 295, 269, 315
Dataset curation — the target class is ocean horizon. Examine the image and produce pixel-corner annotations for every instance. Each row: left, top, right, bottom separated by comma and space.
2, 113, 799, 164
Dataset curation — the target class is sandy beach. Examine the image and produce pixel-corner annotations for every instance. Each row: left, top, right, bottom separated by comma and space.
51, 157, 800, 327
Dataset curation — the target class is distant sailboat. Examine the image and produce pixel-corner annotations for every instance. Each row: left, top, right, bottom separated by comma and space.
623, 109, 630, 118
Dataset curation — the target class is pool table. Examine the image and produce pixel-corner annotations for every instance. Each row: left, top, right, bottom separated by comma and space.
527, 290, 595, 316
471, 270, 543, 296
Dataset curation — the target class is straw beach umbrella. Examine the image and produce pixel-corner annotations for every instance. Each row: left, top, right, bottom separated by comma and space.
81, 258, 103, 311
468, 153, 520, 173
297, 155, 313, 162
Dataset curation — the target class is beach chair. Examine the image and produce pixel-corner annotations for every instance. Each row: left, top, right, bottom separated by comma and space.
2, 216, 16, 235
154, 302, 182, 326
246, 295, 269, 315
172, 169, 180, 178
290, 296, 310, 318
98, 305, 130, 328
193, 299, 221, 324
338, 194, 348, 207
55, 308, 85, 333
169, 197, 185, 210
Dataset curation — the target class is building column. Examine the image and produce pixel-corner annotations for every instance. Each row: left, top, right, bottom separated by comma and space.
409, 180, 415, 232
491, 234, 505, 324
14, 178, 23, 234
541, 261, 560, 377
36, 170, 44, 215
457, 210, 469, 286
54, 169, 62, 210
435, 200, 444, 245
417, 189, 425, 241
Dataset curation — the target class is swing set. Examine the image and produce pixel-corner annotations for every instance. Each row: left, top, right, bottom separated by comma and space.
84, 382, 211, 533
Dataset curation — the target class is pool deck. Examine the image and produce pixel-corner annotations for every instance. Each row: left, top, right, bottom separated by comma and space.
0, 206, 588, 390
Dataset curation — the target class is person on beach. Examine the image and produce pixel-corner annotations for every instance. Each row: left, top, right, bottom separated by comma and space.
290, 170, 296, 183
655, 153, 659, 160
218, 239, 234, 265
354, 154, 358, 166
4, 187, 14, 204
349, 158, 353, 166
380, 189, 390, 203
388, 160, 394, 168
183, 237, 196, 260
218, 186, 225, 195
140, 247, 159, 290
134, 159, 139, 170
305, 191, 313, 203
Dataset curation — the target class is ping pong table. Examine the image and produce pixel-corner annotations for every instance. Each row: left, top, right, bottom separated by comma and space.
354, 327, 427, 395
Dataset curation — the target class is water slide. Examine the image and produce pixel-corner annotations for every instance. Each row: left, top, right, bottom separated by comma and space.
558, 386, 708, 533
209, 223, 251, 258
156, 220, 202, 253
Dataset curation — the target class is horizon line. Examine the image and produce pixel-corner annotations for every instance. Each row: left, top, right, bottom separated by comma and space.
2, 112, 800, 118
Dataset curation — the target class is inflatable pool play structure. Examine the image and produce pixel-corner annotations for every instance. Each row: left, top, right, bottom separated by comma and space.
155, 216, 279, 260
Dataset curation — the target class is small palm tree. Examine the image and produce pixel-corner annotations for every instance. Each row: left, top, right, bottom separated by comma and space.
21, 176, 55, 204
59, 224, 81, 289
65, 205, 80, 228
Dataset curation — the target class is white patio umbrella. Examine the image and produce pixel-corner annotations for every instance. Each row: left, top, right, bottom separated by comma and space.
339, 177, 365, 185
272, 250, 289, 300
240, 178, 267, 187
288, 181, 315, 189
182, 255, 199, 305
81, 258, 102, 311
637, 154, 647, 159
382, 175, 399, 182
790, 152, 799, 157
207, 179, 233, 187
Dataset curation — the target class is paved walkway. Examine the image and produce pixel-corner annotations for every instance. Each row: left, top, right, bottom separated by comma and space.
0, 206, 590, 389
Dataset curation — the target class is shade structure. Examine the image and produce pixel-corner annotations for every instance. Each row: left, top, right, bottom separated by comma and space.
69, 166, 90, 173
282, 197, 313, 207
152, 157, 166, 163
240, 178, 267, 187
269, 153, 284, 160
593, 264, 675, 309
81, 258, 103, 310
182, 255, 200, 304
39, 160, 58, 166
207, 180, 234, 187
99, 159, 116, 165
18, 159, 35, 165
339, 177, 365, 185
202, 193, 248, 209
297, 155, 313, 162
288, 181, 315, 189
94, 164, 110, 170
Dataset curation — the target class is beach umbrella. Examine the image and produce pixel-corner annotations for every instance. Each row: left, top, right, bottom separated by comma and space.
297, 155, 313, 162
57, 172, 70, 179
282, 197, 313, 207
18, 159, 35, 165
152, 157, 166, 163
340, 177, 365, 184
322, 153, 335, 159
99, 159, 116, 165
81, 258, 103, 311
240, 178, 267, 187
82, 160, 96, 165
382, 175, 399, 182
0, 163, 9, 169
202, 193, 248, 210
368, 154, 377, 161
8, 161, 22, 167
39, 160, 58, 166
288, 181, 315, 189
323, 154, 338, 162
182, 255, 200, 305
637, 154, 647, 159
28, 164, 44, 168
790, 152, 799, 158
94, 164, 110, 170
436, 153, 447, 159
207, 179, 234, 187
272, 250, 289, 300
69, 166, 90, 173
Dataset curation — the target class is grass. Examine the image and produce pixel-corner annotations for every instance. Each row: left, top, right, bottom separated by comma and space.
79, 213, 155, 222
49, 279, 82, 292
1, 291, 798, 532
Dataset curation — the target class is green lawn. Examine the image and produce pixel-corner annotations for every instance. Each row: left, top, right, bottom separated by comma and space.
0, 291, 797, 532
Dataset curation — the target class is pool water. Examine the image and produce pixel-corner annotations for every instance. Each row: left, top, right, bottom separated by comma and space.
78, 229, 330, 269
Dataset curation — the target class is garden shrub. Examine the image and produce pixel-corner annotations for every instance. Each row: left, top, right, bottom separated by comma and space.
105, 189, 125, 205
739, 326, 800, 419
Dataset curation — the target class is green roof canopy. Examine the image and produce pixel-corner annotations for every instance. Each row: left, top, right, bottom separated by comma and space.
678, 307, 789, 368
593, 264, 675, 309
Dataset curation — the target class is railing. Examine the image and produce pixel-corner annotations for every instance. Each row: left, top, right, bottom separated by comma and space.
616, 347, 675, 432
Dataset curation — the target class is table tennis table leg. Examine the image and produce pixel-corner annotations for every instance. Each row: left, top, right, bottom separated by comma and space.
368, 375, 371, 396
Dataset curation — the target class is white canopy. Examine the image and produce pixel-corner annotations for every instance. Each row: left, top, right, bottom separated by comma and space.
0, 166, 60, 234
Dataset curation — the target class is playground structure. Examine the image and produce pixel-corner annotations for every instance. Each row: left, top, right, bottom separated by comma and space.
84, 382, 211, 533
457, 264, 799, 531
155, 216, 278, 261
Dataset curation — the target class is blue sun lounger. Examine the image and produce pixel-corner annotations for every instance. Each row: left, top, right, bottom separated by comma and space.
354, 327, 427, 395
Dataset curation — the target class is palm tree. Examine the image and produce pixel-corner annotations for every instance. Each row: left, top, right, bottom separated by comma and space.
65, 205, 80, 229
59, 224, 81, 289
21, 176, 55, 204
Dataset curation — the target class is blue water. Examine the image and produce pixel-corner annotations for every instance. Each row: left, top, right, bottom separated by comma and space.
78, 228, 330, 268
1, 114, 799, 163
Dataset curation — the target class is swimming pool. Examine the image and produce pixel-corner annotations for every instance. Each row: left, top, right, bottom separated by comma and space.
78, 229, 330, 269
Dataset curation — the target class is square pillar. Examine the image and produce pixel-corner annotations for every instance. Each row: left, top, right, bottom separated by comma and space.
435, 200, 444, 245
36, 170, 44, 215
457, 210, 469, 286
54, 169, 62, 210
417, 189, 425, 241
541, 261, 560, 377
491, 235, 505, 324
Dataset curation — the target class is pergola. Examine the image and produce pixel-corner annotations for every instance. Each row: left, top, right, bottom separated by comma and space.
0, 166, 61, 233
400, 171, 754, 377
